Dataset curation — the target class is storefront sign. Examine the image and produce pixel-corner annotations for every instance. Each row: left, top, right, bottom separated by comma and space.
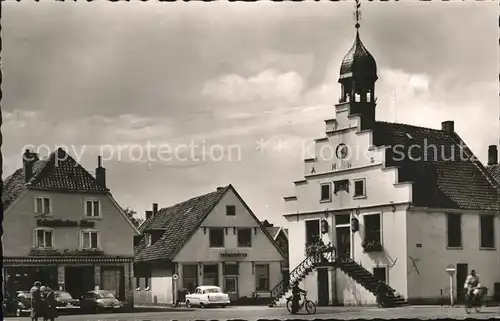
220, 253, 247, 258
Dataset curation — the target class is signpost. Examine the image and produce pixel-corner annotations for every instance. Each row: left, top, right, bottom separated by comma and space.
173, 274, 179, 307
446, 264, 456, 307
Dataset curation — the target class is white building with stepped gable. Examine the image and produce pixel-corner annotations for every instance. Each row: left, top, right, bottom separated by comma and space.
269, 6, 500, 307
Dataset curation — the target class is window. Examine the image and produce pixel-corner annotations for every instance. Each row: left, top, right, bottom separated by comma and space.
480, 215, 495, 248
182, 265, 198, 293
203, 264, 219, 286
334, 180, 349, 194
81, 230, 99, 249
305, 220, 320, 245
145, 233, 152, 247
226, 205, 236, 216
335, 214, 351, 226
320, 183, 331, 202
223, 263, 239, 275
85, 200, 100, 217
35, 197, 51, 214
34, 228, 53, 248
255, 264, 269, 291
446, 213, 462, 248
209, 228, 224, 247
237, 228, 252, 247
353, 179, 366, 197
364, 214, 381, 243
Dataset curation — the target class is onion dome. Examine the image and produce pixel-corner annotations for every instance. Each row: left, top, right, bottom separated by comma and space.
339, 30, 377, 81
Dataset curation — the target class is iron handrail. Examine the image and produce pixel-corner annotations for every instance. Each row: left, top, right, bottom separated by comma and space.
269, 245, 336, 299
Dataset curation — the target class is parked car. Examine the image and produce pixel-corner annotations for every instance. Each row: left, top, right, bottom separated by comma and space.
53, 291, 80, 314
2, 291, 23, 317
79, 290, 124, 313
14, 291, 32, 316
185, 286, 231, 308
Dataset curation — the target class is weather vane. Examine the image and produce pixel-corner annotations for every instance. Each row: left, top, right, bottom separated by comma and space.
354, 0, 361, 29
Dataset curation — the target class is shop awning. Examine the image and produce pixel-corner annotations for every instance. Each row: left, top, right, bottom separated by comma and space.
3, 256, 134, 265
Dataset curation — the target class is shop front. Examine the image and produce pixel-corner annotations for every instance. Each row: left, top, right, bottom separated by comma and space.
3, 256, 134, 306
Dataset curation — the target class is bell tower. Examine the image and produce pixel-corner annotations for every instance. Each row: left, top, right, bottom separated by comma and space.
338, 0, 378, 128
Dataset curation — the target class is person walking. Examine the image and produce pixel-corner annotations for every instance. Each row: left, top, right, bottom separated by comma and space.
30, 281, 43, 321
42, 286, 57, 321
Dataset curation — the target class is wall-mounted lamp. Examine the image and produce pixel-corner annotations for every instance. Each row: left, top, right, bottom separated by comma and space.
321, 219, 329, 234
324, 210, 329, 219
251, 262, 255, 275
390, 202, 396, 213
198, 262, 202, 276
203, 227, 207, 234
355, 206, 361, 216
233, 227, 236, 235
225, 227, 228, 235
254, 227, 258, 235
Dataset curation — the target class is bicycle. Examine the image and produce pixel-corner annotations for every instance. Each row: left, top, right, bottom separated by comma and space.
464, 286, 487, 314
285, 292, 316, 315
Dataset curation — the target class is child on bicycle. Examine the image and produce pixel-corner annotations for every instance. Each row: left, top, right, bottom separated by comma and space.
291, 280, 306, 314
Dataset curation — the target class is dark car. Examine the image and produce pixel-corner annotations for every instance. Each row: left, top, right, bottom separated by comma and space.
53, 291, 80, 314
79, 290, 123, 313
14, 291, 32, 317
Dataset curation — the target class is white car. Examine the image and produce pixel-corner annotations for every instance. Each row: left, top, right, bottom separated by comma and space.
185, 286, 231, 308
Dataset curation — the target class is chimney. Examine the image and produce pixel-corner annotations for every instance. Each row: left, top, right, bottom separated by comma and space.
145, 210, 153, 220
95, 156, 106, 189
23, 149, 38, 183
216, 186, 224, 191
441, 121, 455, 133
152, 203, 158, 216
488, 145, 498, 165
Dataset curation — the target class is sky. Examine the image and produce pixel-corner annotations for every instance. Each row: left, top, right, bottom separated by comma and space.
3, 1, 498, 226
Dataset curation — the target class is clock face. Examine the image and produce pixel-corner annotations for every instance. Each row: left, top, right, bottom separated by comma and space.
336, 143, 349, 159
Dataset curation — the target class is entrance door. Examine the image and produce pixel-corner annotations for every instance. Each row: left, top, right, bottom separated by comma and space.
373, 267, 387, 283
317, 268, 329, 306
306, 220, 320, 245
223, 277, 238, 301
65, 266, 94, 299
456, 263, 468, 303
101, 267, 125, 300
336, 226, 351, 258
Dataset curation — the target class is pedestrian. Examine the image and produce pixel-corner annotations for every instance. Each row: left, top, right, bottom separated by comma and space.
43, 286, 57, 321
30, 281, 43, 321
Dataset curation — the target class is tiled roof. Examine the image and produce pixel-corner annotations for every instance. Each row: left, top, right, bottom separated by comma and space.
135, 185, 288, 263
3, 148, 108, 211
486, 164, 500, 186
135, 186, 229, 262
265, 227, 281, 239
372, 121, 500, 211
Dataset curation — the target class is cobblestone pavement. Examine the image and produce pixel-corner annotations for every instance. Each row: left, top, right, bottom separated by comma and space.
5, 306, 500, 321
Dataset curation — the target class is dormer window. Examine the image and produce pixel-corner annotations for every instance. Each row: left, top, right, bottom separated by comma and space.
145, 233, 152, 247
85, 199, 101, 217
35, 197, 51, 215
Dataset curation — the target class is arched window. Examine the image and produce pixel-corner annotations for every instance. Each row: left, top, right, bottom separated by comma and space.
81, 229, 100, 250
34, 228, 54, 248
354, 93, 361, 102
367, 91, 372, 102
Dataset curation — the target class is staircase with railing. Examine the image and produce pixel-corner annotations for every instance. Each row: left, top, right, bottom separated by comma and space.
335, 254, 408, 307
268, 244, 336, 307
268, 246, 408, 307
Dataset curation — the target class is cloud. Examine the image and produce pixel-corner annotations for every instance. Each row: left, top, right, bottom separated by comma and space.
202, 69, 304, 103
